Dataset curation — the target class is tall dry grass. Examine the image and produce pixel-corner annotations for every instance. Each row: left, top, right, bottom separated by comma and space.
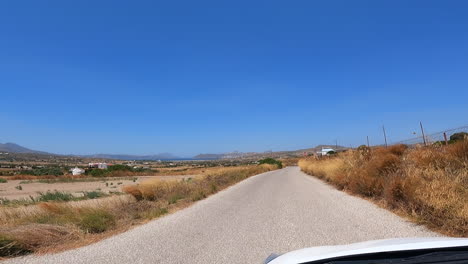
123, 164, 277, 202
0, 164, 278, 257
299, 141, 468, 236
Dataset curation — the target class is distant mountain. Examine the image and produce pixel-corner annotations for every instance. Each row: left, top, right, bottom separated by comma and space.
193, 145, 349, 160
0, 143, 180, 161
192, 153, 225, 160
82, 153, 180, 161
0, 143, 49, 154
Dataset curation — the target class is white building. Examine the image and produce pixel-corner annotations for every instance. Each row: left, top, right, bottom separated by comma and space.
88, 163, 108, 169
317, 147, 335, 156
71, 167, 85, 176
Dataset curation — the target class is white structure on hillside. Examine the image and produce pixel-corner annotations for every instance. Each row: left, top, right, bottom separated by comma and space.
88, 163, 108, 169
71, 167, 85, 176
317, 147, 335, 156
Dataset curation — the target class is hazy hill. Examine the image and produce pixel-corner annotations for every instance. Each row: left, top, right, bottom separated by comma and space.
193, 153, 225, 160
82, 153, 180, 161
0, 143, 180, 161
193, 145, 349, 160
0, 143, 48, 154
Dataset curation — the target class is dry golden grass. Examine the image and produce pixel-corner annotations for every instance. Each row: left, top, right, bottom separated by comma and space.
124, 164, 277, 202
299, 141, 468, 236
0, 164, 278, 258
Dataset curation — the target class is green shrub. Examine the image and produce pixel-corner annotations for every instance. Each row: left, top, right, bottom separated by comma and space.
37, 191, 74, 202
107, 164, 132, 172
82, 191, 106, 199
78, 209, 115, 233
450, 132, 468, 142
0, 178, 7, 183
0, 235, 31, 257
22, 167, 63, 176
88, 169, 107, 177
139, 207, 168, 220
258, 158, 283, 168
191, 191, 206, 201
168, 194, 184, 204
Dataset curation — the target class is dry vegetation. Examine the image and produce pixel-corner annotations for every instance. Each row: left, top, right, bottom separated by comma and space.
1, 165, 218, 180
299, 140, 468, 236
0, 164, 278, 258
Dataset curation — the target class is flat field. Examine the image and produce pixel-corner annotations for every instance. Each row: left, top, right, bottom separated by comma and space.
0, 175, 197, 200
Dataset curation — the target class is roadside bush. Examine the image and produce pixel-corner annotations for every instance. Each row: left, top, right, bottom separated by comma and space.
77, 209, 115, 233
107, 164, 132, 172
88, 169, 107, 177
22, 167, 63, 176
82, 191, 106, 199
0, 178, 7, 183
0, 235, 30, 257
0, 224, 80, 255
37, 191, 74, 202
258, 158, 283, 168
450, 132, 468, 142
138, 207, 168, 220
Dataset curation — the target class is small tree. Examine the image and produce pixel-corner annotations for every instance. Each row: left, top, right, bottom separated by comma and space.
258, 158, 283, 168
450, 132, 468, 142
107, 164, 132, 171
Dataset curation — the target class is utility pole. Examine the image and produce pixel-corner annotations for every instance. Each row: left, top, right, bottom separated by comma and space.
420, 121, 427, 146
366, 136, 370, 148
443, 132, 448, 145
335, 139, 338, 149
382, 126, 388, 148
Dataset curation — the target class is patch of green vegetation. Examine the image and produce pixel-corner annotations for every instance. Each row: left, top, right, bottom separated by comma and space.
0, 191, 108, 206
191, 191, 206, 201
168, 194, 184, 204
139, 207, 168, 220
78, 209, 115, 233
449, 132, 468, 143
107, 164, 132, 172
37, 191, 74, 202
88, 169, 107, 177
108, 191, 124, 195
0, 178, 7, 183
86, 165, 151, 177
82, 191, 106, 199
19, 180, 33, 184
0, 197, 34, 206
0, 234, 31, 257
258, 158, 283, 168
36, 177, 134, 184
22, 167, 64, 176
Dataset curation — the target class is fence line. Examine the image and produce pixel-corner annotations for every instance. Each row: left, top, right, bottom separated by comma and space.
391, 125, 468, 146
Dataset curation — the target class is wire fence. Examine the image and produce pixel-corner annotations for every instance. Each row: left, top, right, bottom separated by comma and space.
391, 125, 468, 146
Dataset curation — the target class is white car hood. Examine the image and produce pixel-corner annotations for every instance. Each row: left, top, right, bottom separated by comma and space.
269, 237, 468, 264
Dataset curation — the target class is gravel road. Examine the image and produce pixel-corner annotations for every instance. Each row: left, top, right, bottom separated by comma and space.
6, 167, 439, 264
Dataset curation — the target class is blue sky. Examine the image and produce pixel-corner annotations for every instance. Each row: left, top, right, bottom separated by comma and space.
1, 0, 467, 156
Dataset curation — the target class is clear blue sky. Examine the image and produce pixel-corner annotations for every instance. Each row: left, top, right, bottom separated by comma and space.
1, 0, 467, 157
